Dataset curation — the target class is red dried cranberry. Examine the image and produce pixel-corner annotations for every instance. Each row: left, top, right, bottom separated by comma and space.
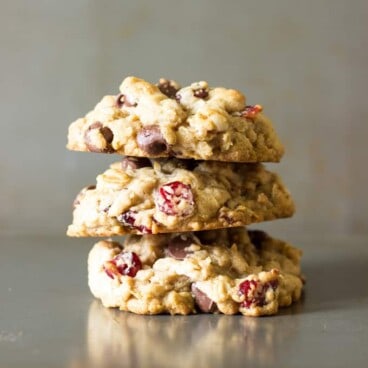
103, 251, 142, 279
114, 252, 142, 277
117, 211, 152, 234
238, 279, 277, 308
241, 104, 263, 119
239, 280, 266, 308
239, 280, 260, 308
155, 181, 194, 216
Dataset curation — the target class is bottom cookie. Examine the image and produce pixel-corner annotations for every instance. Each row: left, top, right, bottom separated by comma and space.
88, 228, 304, 316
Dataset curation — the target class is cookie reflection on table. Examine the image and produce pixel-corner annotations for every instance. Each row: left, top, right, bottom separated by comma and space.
83, 301, 301, 368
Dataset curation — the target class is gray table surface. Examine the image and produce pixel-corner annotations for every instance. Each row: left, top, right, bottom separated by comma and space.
1, 235, 367, 368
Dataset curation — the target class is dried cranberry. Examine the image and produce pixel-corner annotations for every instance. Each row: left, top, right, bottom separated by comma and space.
193, 88, 209, 99
114, 252, 142, 276
238, 279, 278, 308
116, 94, 137, 108
103, 251, 142, 279
155, 181, 194, 217
117, 210, 152, 234
241, 104, 263, 119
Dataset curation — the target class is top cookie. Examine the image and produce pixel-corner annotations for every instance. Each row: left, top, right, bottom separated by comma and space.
67, 77, 284, 162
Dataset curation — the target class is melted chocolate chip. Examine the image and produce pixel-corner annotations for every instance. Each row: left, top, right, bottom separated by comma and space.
121, 157, 152, 170
193, 88, 209, 99
166, 235, 195, 260
116, 94, 137, 108
157, 79, 179, 98
248, 230, 268, 249
100, 126, 113, 143
84, 122, 115, 153
192, 284, 218, 313
137, 126, 168, 155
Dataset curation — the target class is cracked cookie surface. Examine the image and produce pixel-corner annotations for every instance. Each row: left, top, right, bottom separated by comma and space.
67, 157, 294, 236
88, 228, 303, 316
67, 77, 284, 162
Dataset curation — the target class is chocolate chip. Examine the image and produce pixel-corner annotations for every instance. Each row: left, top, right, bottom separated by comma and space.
121, 156, 152, 170
100, 126, 113, 143
166, 235, 195, 260
191, 284, 218, 313
84, 122, 115, 153
248, 230, 269, 249
116, 94, 137, 108
137, 126, 168, 155
73, 185, 96, 209
193, 88, 209, 99
157, 79, 179, 98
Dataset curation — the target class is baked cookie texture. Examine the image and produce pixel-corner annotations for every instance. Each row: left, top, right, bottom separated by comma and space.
67, 77, 284, 162
67, 157, 294, 236
88, 228, 303, 316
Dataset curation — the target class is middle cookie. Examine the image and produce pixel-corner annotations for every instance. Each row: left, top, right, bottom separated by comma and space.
67, 157, 294, 236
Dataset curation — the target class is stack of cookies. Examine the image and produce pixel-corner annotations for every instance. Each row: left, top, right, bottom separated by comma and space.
67, 77, 304, 316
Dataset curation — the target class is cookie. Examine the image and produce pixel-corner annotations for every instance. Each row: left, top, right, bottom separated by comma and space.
88, 228, 303, 316
67, 76, 284, 162
67, 158, 294, 236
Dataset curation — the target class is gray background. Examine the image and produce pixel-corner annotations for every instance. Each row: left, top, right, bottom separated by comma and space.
1, 0, 367, 239
1, 2, 368, 367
